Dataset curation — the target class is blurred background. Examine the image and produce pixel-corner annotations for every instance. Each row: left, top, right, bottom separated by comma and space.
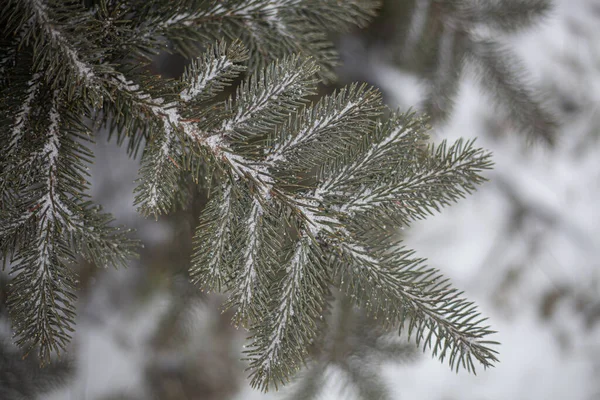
2, 0, 600, 399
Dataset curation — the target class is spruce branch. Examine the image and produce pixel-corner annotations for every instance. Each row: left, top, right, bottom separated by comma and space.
0, 1, 499, 391
335, 241, 499, 373
134, 115, 182, 217
268, 83, 383, 175
341, 358, 391, 400
160, 0, 380, 80
0, 330, 73, 400
421, 22, 464, 122
225, 196, 273, 324
246, 236, 330, 391
180, 40, 249, 103
297, 0, 380, 31
0, 84, 138, 364
11, 0, 101, 97
176, 45, 497, 389
218, 55, 319, 143
6, 73, 42, 156
337, 138, 492, 222
0, 38, 18, 85
190, 183, 238, 292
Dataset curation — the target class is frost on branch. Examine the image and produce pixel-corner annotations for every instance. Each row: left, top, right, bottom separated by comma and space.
154, 0, 380, 81
0, 90, 137, 363
169, 43, 499, 390
1, 0, 496, 390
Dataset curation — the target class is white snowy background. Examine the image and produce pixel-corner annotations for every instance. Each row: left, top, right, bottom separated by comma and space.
39, 0, 600, 399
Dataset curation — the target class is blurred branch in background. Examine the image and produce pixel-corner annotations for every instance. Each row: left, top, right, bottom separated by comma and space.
340, 0, 557, 143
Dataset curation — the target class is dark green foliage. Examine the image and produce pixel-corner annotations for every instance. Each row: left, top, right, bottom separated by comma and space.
0, 0, 498, 393
161, 0, 380, 81
176, 44, 496, 389
88, 0, 379, 81
0, 77, 137, 361
0, 0, 377, 366
0, 275, 73, 400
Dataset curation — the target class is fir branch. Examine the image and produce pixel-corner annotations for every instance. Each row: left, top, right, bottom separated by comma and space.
72, 205, 138, 269
105, 71, 179, 156
341, 358, 391, 400
164, 0, 380, 80
0, 37, 18, 84
295, 0, 381, 32
226, 196, 271, 324
4, 95, 76, 362
217, 55, 319, 143
335, 241, 499, 373
1, 1, 500, 390
317, 111, 430, 194
1, 89, 138, 363
12, 0, 99, 92
116, 71, 209, 215
134, 113, 182, 217
0, 333, 73, 400
135, 51, 316, 216
402, 0, 432, 60
247, 236, 330, 391
180, 40, 249, 103
190, 183, 237, 292
267, 83, 383, 173
338, 139, 492, 220
422, 23, 464, 122
179, 50, 496, 387
7, 73, 42, 155
8, 233, 77, 364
